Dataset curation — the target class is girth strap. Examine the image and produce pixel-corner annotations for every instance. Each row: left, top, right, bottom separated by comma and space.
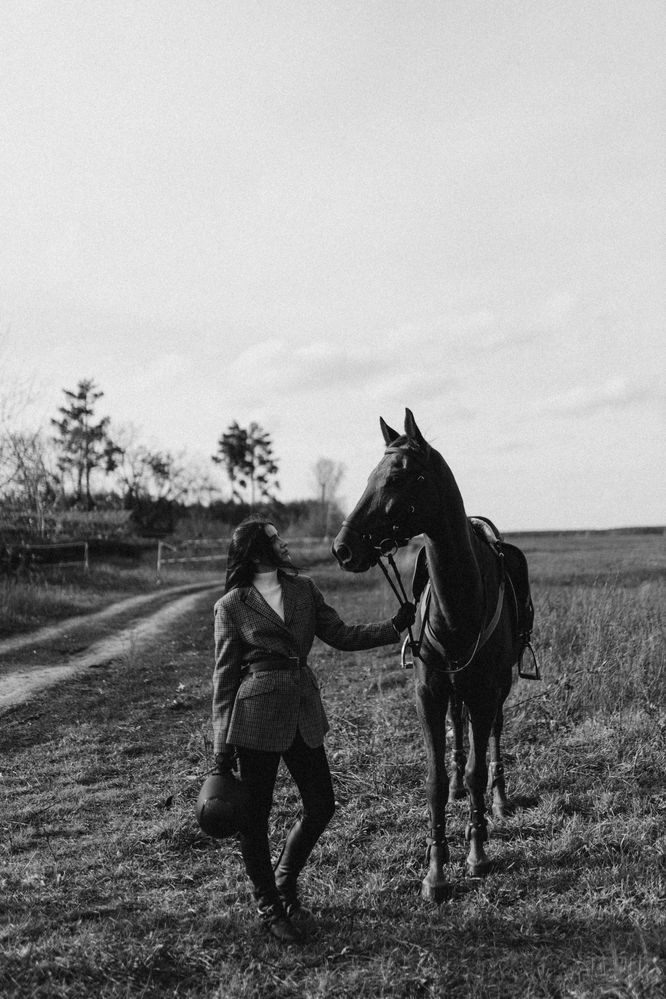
420, 563, 506, 674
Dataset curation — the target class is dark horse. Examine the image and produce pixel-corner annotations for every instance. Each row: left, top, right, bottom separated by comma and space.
333, 410, 533, 901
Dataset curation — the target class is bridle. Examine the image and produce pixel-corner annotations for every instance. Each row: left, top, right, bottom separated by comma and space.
339, 446, 428, 556
341, 445, 507, 675
335, 527, 423, 669
338, 445, 429, 664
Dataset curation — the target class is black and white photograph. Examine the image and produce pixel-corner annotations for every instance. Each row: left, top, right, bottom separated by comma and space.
1, 2, 664, 996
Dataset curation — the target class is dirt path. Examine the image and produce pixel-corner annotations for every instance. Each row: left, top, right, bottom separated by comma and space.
0, 581, 220, 713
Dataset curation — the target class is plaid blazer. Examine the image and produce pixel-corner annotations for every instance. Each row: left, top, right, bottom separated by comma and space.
212, 572, 398, 753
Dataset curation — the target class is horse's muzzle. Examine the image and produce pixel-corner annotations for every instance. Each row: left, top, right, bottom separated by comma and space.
331, 522, 377, 573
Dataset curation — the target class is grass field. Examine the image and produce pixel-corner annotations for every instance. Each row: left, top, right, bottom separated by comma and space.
0, 562, 175, 639
0, 541, 334, 639
1, 533, 664, 998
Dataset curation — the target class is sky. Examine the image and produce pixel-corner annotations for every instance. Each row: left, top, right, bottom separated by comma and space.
1, 0, 664, 531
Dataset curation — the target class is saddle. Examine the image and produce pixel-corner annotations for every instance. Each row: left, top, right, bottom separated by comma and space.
411, 517, 538, 678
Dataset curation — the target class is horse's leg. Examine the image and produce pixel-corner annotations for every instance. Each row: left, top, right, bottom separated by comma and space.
487, 701, 510, 820
464, 701, 495, 877
415, 664, 451, 903
448, 692, 467, 800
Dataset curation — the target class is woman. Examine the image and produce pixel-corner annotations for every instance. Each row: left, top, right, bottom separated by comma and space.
211, 516, 415, 944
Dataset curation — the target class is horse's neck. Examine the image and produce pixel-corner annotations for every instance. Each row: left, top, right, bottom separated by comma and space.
423, 459, 485, 641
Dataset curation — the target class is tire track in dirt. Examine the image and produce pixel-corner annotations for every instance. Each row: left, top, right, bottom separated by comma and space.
0, 582, 220, 713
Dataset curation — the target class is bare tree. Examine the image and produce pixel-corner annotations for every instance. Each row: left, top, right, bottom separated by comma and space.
0, 429, 58, 536
312, 457, 345, 538
142, 449, 215, 505
112, 424, 151, 503
0, 327, 38, 484
0, 328, 36, 431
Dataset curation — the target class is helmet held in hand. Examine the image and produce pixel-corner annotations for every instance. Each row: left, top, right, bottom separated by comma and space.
195, 771, 249, 839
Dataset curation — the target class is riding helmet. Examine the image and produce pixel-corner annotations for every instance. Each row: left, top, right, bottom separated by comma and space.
195, 771, 249, 839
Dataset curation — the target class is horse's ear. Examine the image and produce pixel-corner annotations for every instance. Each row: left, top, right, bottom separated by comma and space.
380, 417, 400, 445
404, 409, 427, 448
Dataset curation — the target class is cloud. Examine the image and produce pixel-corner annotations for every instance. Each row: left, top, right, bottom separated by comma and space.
226, 336, 469, 425
369, 368, 461, 411
226, 337, 398, 396
291, 341, 389, 389
540, 376, 649, 416
439, 310, 541, 357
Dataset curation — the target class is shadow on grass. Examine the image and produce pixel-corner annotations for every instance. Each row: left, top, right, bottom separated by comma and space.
303, 900, 665, 964
507, 792, 540, 810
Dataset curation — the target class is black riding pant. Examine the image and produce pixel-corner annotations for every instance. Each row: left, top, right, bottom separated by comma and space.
236, 730, 336, 907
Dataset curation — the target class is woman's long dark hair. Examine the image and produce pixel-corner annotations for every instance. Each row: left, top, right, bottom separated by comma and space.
224, 516, 297, 594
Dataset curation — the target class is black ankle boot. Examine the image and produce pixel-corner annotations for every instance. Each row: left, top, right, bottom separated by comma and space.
276, 878, 313, 921
276, 879, 301, 919
257, 899, 304, 944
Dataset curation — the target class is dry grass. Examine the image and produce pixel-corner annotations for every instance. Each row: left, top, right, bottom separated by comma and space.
1, 533, 664, 997
0, 563, 172, 638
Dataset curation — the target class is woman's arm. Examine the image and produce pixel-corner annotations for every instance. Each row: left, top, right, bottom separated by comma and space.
309, 578, 400, 651
211, 600, 244, 756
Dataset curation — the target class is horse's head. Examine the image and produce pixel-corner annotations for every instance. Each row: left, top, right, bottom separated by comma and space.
332, 409, 437, 573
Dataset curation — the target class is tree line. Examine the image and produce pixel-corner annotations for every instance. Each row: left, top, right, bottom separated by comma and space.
0, 378, 345, 541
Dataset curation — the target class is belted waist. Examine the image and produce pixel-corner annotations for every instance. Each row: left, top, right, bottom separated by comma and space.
244, 655, 307, 675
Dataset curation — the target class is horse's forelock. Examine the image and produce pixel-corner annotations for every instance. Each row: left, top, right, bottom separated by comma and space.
384, 435, 430, 461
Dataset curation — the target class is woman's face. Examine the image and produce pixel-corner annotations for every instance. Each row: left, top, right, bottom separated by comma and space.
264, 524, 291, 565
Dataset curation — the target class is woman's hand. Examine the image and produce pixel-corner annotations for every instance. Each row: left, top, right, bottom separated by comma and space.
214, 746, 237, 774
392, 602, 416, 634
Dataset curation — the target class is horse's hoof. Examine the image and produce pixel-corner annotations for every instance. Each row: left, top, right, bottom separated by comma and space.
450, 783, 467, 801
466, 858, 492, 878
421, 880, 453, 904
492, 800, 513, 822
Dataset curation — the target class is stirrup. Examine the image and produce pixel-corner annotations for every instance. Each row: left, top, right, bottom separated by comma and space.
518, 641, 540, 680
401, 635, 417, 669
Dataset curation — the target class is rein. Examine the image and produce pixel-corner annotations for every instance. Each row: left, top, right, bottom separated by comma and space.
375, 548, 420, 663
378, 543, 506, 675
